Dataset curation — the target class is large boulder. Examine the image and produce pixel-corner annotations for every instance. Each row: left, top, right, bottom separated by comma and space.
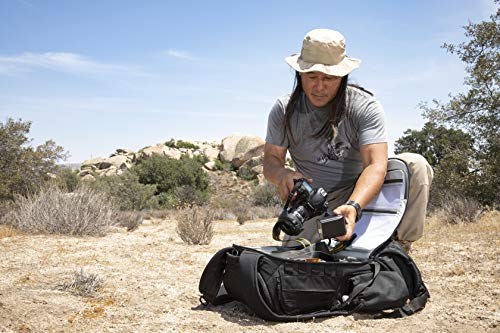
237, 155, 264, 180
110, 148, 136, 163
81, 157, 107, 170
232, 144, 265, 169
140, 144, 182, 160
219, 135, 244, 163
107, 155, 131, 170
219, 135, 265, 166
202, 146, 221, 161
204, 161, 217, 171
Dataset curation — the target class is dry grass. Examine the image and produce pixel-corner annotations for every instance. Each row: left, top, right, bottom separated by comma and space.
10, 186, 116, 236
176, 206, 215, 245
0, 210, 498, 332
0, 224, 18, 238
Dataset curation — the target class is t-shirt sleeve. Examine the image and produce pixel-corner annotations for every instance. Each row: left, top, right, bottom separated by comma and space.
358, 99, 388, 146
265, 99, 289, 148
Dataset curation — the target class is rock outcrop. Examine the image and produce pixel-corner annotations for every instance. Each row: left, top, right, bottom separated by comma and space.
78, 135, 267, 181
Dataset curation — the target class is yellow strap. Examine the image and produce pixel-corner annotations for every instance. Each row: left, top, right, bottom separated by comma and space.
293, 237, 311, 249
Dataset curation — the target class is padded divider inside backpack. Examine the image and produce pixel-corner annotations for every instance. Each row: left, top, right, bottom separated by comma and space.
341, 158, 410, 258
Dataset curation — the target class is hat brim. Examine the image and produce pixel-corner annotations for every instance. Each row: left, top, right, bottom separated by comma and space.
285, 54, 361, 76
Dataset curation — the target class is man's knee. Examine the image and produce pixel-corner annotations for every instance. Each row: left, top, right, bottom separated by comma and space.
394, 152, 433, 186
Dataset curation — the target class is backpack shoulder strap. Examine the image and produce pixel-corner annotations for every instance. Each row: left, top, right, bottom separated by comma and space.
199, 246, 234, 306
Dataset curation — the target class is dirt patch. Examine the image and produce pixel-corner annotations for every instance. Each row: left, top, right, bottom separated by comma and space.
0, 209, 498, 332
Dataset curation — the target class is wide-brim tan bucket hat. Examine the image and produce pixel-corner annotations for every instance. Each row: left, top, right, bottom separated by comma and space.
285, 29, 361, 76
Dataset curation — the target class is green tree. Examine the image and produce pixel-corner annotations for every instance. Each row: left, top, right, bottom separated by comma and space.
395, 122, 474, 167
0, 118, 67, 201
419, 3, 499, 206
395, 122, 477, 208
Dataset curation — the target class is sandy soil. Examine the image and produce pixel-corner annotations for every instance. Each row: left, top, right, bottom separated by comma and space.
0, 211, 498, 333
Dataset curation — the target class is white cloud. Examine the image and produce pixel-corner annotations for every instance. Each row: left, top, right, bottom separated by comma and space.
164, 49, 196, 61
0, 52, 144, 77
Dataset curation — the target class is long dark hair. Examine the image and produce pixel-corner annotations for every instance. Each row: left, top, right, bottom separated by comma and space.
284, 71, 372, 144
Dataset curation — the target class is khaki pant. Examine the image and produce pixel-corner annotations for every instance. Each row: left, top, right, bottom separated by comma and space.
283, 153, 433, 246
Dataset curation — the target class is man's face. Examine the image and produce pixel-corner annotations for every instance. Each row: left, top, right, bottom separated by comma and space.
300, 71, 342, 108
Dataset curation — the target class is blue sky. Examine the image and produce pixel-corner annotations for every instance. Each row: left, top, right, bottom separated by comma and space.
0, 0, 497, 163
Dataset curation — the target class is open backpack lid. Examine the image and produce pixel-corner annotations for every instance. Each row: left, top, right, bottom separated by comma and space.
258, 158, 410, 260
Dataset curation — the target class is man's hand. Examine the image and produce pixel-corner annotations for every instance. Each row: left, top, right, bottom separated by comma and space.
263, 143, 313, 202
333, 204, 357, 241
277, 170, 313, 201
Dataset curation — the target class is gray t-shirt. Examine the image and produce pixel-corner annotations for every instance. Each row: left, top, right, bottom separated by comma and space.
266, 86, 387, 192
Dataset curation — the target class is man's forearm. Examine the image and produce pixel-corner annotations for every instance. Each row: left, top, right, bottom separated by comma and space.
263, 155, 289, 186
348, 163, 386, 209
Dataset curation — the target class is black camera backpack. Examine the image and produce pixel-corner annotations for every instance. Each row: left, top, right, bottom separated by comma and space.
198, 158, 430, 321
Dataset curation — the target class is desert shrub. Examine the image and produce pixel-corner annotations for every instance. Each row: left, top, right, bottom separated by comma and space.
131, 154, 209, 207
53, 166, 80, 192
88, 172, 158, 211
156, 191, 177, 209
192, 154, 209, 165
175, 185, 209, 207
142, 209, 174, 220
211, 208, 237, 221
176, 206, 214, 245
164, 138, 176, 147
213, 159, 231, 171
251, 205, 281, 219
10, 186, 115, 236
440, 195, 484, 224
234, 205, 251, 225
165, 138, 200, 150
114, 211, 143, 231
0, 200, 15, 225
55, 269, 103, 297
252, 182, 282, 207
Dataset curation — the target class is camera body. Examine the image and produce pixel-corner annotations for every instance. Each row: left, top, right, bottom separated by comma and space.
273, 178, 328, 238
272, 178, 348, 241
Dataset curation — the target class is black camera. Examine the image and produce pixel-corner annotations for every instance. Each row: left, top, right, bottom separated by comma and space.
272, 178, 329, 240
272, 178, 348, 241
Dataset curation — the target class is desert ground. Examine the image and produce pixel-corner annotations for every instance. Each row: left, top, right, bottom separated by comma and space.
0, 206, 498, 333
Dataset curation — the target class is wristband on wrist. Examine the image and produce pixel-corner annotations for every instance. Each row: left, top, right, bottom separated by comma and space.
345, 200, 362, 222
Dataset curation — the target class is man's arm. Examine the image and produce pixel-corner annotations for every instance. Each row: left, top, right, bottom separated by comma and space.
334, 142, 388, 241
263, 142, 312, 201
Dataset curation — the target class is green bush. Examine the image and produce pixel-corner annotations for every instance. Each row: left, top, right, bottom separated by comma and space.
175, 185, 209, 207
213, 159, 231, 171
53, 166, 81, 192
252, 182, 282, 207
87, 172, 158, 211
165, 138, 200, 150
131, 154, 209, 207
